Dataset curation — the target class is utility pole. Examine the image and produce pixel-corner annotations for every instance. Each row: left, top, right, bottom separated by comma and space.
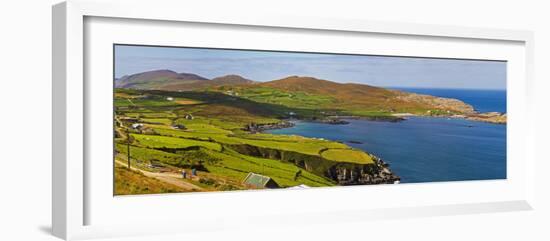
127, 127, 131, 169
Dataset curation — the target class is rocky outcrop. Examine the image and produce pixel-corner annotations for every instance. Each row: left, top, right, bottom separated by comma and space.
327, 155, 400, 185
327, 115, 404, 123
394, 91, 476, 114
465, 112, 507, 124
360, 116, 404, 122
243, 121, 295, 133
311, 118, 350, 125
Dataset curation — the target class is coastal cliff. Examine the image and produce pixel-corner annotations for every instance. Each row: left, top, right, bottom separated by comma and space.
327, 155, 400, 185
226, 143, 400, 185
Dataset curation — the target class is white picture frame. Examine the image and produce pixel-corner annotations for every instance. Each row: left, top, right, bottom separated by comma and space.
52, 0, 535, 240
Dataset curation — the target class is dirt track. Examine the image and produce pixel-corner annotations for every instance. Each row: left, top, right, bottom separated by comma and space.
115, 159, 203, 191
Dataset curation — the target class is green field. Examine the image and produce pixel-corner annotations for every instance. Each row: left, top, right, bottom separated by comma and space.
229, 87, 337, 109
114, 88, 389, 195
131, 134, 222, 151
321, 149, 373, 164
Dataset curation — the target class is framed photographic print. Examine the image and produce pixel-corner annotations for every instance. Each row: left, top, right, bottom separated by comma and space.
53, 0, 535, 240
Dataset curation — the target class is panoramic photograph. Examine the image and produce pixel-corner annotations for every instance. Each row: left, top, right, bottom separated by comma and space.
113, 44, 506, 195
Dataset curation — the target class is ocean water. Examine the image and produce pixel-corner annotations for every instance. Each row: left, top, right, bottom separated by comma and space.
267, 89, 507, 183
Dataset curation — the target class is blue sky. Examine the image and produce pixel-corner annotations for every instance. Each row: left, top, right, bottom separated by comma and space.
115, 45, 506, 90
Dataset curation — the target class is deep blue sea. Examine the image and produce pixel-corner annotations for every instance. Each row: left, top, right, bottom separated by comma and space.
267, 88, 507, 183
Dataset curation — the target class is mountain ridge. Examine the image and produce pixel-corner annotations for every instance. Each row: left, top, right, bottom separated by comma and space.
115, 70, 476, 115
256, 75, 475, 114
115, 70, 256, 90
116, 69, 209, 89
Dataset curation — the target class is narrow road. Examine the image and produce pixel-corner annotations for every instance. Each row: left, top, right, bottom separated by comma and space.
126, 98, 136, 107
115, 159, 203, 191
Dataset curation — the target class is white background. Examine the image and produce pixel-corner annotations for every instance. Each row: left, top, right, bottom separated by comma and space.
85, 15, 529, 233
1, 0, 548, 240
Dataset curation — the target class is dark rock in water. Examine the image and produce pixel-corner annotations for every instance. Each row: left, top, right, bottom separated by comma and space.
347, 140, 363, 144
311, 118, 349, 125
243, 121, 294, 133
361, 116, 404, 122
326, 154, 400, 185
335, 115, 404, 122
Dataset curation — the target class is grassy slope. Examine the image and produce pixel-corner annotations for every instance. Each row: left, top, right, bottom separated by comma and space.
257, 76, 425, 114
132, 133, 222, 151
114, 165, 187, 195
210, 85, 402, 118
209, 76, 472, 117
114, 88, 385, 193
321, 149, 373, 164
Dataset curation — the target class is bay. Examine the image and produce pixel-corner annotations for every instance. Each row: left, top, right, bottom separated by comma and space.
267, 88, 507, 183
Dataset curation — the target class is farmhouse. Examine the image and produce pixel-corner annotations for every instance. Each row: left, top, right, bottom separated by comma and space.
166, 97, 174, 101
242, 172, 279, 189
225, 90, 239, 96
184, 114, 194, 120
131, 123, 144, 130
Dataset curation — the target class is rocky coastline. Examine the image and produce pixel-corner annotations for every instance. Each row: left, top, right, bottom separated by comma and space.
240, 108, 502, 187
243, 121, 295, 133
326, 115, 405, 123
241, 120, 401, 185
389, 112, 507, 124
310, 118, 350, 125
328, 154, 400, 185
463, 112, 507, 124
242, 110, 502, 186
245, 115, 408, 135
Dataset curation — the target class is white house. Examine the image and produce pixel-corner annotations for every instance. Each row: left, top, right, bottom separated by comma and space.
184, 114, 194, 120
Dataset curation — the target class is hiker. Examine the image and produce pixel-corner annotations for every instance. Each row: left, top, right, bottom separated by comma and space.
191, 168, 197, 177
181, 169, 187, 179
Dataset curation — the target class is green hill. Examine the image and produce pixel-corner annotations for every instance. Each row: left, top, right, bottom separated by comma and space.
212, 75, 475, 117
116, 70, 255, 91
116, 69, 209, 89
